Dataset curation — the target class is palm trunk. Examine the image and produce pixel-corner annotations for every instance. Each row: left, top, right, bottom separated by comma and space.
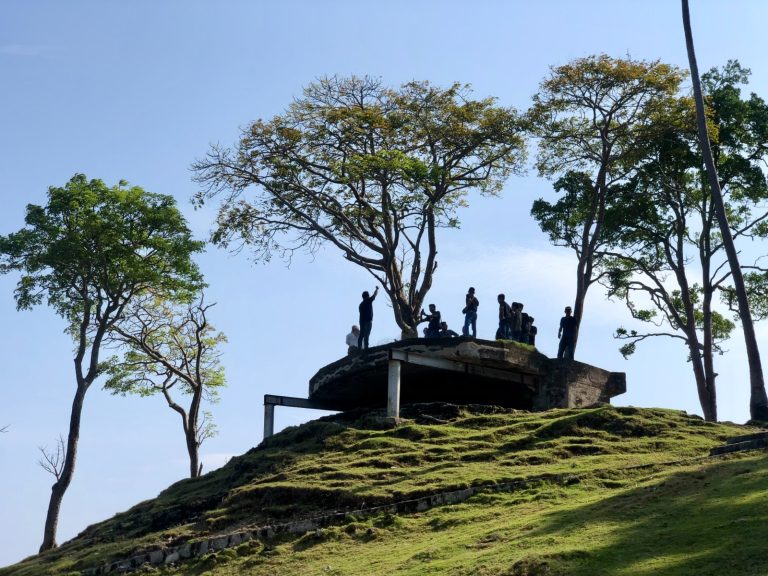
682, 0, 768, 419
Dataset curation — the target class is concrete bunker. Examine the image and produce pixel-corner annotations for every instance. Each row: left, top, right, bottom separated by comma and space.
263, 338, 626, 438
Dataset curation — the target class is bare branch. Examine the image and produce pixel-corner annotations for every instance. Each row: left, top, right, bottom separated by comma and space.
38, 436, 66, 480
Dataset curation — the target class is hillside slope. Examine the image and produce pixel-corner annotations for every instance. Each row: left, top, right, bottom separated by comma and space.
3, 404, 768, 576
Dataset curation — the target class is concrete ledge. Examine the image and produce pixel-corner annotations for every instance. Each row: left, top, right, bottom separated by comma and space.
308, 339, 625, 412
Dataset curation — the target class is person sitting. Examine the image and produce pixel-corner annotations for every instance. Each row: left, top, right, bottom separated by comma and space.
439, 321, 460, 338
346, 325, 360, 354
420, 304, 442, 338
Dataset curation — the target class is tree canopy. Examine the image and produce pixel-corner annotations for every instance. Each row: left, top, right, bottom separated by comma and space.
193, 76, 527, 337
105, 292, 226, 478
528, 55, 686, 353
682, 0, 768, 421
0, 174, 204, 550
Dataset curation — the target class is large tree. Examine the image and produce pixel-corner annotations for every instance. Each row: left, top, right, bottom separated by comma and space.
682, 1, 768, 420
598, 61, 768, 422
193, 76, 526, 338
528, 55, 684, 355
105, 292, 226, 478
601, 95, 731, 421
0, 175, 203, 551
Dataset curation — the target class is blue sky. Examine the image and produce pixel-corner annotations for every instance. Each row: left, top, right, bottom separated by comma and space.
2, 0, 768, 567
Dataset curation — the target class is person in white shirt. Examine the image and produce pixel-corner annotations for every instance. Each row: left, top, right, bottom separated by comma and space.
346, 325, 360, 354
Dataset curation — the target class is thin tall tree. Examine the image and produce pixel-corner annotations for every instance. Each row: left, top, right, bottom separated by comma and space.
681, 0, 768, 420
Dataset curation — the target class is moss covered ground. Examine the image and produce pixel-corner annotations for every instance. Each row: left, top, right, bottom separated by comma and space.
3, 404, 767, 576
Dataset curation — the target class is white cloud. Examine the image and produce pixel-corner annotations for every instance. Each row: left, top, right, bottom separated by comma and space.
435, 242, 628, 327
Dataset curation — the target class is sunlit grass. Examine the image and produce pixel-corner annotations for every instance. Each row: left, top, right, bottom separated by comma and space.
2, 404, 766, 576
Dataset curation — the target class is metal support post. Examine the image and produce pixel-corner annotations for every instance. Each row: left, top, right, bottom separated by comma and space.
263, 403, 275, 439
387, 358, 401, 419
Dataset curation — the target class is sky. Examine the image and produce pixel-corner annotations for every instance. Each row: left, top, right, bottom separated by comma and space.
2, 0, 768, 568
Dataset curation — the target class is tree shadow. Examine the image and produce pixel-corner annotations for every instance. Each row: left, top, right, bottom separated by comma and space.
516, 453, 768, 576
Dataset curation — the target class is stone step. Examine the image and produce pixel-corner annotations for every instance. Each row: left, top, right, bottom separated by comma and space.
726, 431, 768, 445
710, 437, 768, 456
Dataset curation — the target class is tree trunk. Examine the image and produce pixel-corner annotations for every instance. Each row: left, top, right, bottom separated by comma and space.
701, 261, 718, 421
682, 0, 768, 420
687, 336, 716, 421
186, 430, 200, 478
571, 165, 607, 356
679, 279, 716, 421
40, 383, 88, 551
571, 264, 586, 356
386, 288, 419, 339
672, 231, 718, 421
163, 387, 201, 478
186, 385, 203, 478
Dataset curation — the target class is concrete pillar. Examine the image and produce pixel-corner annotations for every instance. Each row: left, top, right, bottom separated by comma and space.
387, 359, 401, 419
263, 403, 275, 439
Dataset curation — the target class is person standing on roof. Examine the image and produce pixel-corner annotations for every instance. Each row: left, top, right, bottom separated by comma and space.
497, 294, 511, 339
528, 317, 537, 346
462, 287, 479, 337
358, 286, 379, 349
557, 306, 577, 360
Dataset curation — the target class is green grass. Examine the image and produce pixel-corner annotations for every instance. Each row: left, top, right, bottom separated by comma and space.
3, 404, 767, 576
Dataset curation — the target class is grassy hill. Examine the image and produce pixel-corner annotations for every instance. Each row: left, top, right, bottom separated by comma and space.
3, 404, 768, 576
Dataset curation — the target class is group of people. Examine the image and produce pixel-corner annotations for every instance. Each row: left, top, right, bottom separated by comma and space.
419, 303, 460, 339
345, 285, 578, 361
494, 294, 537, 345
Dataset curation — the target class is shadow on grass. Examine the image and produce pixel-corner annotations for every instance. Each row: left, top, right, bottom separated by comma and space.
516, 453, 768, 576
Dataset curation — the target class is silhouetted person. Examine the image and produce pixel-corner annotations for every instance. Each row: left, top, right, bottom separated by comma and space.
511, 302, 524, 342
526, 317, 537, 346
358, 286, 379, 349
462, 287, 479, 337
519, 307, 530, 343
558, 306, 577, 360
346, 325, 360, 354
439, 321, 460, 338
497, 294, 511, 339
420, 304, 441, 338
